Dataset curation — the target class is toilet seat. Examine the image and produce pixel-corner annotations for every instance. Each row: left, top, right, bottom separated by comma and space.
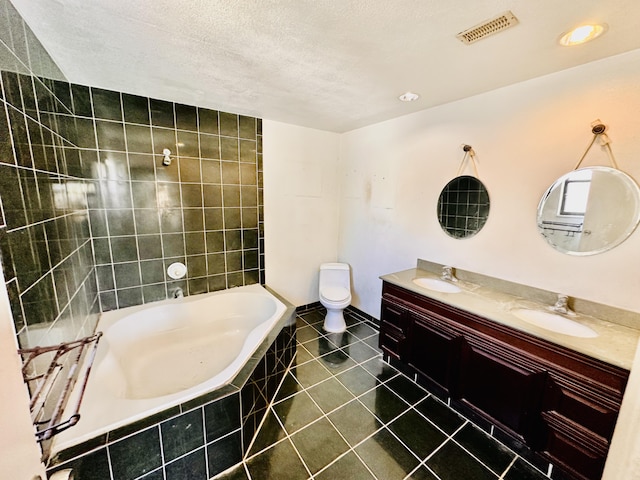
320, 286, 350, 304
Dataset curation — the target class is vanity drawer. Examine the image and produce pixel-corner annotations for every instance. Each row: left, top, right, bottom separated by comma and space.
540, 411, 608, 480
379, 324, 405, 360
380, 298, 409, 331
543, 374, 622, 440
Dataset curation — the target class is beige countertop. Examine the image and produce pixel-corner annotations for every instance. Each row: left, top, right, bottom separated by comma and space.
380, 267, 640, 370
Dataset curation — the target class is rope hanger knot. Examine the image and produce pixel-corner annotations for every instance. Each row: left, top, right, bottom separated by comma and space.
456, 144, 480, 178
573, 120, 619, 170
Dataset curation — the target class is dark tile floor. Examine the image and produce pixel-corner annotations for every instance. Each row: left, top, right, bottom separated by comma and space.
214, 308, 550, 480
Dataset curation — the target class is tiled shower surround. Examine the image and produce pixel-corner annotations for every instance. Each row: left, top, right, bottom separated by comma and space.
47, 321, 297, 480
0, 71, 101, 348
0, 5, 274, 479
0, 66, 264, 350
0, 0, 66, 81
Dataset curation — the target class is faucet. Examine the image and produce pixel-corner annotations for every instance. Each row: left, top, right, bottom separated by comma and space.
172, 287, 184, 299
441, 266, 457, 282
551, 294, 572, 315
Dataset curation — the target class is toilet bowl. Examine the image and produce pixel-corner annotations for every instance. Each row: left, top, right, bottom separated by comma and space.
319, 263, 352, 333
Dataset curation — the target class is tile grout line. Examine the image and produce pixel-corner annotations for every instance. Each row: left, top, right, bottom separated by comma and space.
384, 366, 547, 479
499, 455, 519, 479
385, 372, 525, 479
241, 351, 302, 459
284, 315, 401, 479
216, 309, 550, 480
240, 314, 381, 479
299, 313, 499, 480
241, 375, 313, 478
232, 313, 390, 478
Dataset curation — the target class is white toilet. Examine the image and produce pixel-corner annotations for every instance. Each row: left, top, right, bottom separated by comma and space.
319, 263, 352, 333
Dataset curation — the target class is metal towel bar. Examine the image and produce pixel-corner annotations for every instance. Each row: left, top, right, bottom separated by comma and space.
19, 332, 102, 442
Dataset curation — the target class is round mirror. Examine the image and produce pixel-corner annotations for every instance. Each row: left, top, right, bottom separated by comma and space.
437, 175, 490, 239
537, 167, 640, 255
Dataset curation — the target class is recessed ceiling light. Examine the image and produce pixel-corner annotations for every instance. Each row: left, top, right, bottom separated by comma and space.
559, 23, 607, 46
399, 92, 420, 102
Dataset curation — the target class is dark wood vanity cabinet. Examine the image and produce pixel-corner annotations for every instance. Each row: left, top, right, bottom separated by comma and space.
379, 281, 629, 480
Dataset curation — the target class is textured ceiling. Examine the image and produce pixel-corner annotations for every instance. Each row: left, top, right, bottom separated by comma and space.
10, 0, 640, 132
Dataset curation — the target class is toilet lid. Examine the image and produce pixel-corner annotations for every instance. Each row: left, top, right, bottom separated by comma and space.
321, 286, 350, 302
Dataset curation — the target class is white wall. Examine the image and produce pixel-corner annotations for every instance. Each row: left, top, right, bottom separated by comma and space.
333, 49, 640, 480
263, 56, 640, 477
263, 120, 341, 306
339, 49, 640, 318
0, 267, 46, 479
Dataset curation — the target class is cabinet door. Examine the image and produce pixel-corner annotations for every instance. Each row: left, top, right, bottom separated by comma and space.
406, 312, 463, 395
457, 342, 546, 442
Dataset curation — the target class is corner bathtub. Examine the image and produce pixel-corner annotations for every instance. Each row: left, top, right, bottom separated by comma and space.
51, 284, 289, 454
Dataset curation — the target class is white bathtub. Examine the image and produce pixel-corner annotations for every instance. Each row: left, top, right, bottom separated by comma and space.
51, 284, 288, 454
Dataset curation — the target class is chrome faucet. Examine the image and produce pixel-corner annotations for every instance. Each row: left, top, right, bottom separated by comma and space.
441, 266, 457, 282
173, 287, 184, 299
551, 294, 571, 315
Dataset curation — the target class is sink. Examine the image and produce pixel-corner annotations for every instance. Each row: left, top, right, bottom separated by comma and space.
511, 309, 598, 338
412, 277, 462, 293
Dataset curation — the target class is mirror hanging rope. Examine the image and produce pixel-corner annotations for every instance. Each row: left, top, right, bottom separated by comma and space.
456, 144, 480, 178
573, 120, 619, 171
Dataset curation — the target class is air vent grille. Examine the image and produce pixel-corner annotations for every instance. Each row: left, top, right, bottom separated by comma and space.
456, 11, 519, 45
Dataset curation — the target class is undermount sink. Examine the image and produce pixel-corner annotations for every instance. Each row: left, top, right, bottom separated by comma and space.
412, 277, 462, 293
511, 309, 598, 338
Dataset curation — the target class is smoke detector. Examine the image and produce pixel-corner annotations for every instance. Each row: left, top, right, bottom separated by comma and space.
456, 11, 519, 45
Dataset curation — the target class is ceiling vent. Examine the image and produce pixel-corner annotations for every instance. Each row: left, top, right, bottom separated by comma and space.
456, 11, 519, 45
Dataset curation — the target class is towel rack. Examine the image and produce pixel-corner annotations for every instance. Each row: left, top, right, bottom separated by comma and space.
19, 332, 102, 442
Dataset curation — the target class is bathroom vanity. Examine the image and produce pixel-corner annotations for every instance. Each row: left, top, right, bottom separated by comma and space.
379, 263, 640, 480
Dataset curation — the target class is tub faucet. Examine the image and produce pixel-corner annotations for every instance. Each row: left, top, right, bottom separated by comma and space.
441, 266, 457, 282
173, 288, 184, 299
551, 294, 571, 315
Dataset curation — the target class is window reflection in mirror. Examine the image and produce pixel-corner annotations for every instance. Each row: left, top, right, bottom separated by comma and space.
537, 167, 640, 255
437, 175, 490, 239
559, 169, 591, 216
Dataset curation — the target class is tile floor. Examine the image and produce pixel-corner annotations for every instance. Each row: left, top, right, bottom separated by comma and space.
214, 308, 550, 480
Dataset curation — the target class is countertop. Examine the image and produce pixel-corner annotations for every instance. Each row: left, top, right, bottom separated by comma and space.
380, 268, 640, 370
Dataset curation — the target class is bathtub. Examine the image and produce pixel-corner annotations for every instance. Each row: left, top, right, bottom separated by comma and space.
50, 283, 290, 455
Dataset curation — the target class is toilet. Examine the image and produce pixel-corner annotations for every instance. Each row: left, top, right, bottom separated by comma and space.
319, 263, 352, 333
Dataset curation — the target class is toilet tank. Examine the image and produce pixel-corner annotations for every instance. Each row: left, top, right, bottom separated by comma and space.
319, 263, 350, 290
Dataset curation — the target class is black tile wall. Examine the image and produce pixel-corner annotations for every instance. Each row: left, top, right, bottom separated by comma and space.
110, 427, 163, 480
84, 88, 264, 310
162, 408, 204, 462
1, 8, 268, 478
0, 71, 264, 344
241, 324, 297, 453
0, 0, 66, 80
0, 68, 100, 350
